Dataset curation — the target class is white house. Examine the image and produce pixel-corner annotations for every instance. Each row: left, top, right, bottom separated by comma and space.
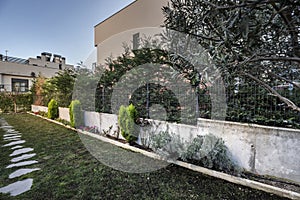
0, 52, 73, 92
94, 0, 169, 65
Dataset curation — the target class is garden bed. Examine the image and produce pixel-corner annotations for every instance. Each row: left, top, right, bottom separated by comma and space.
0, 113, 294, 199
30, 111, 300, 198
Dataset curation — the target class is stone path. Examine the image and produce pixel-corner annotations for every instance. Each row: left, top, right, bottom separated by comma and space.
0, 119, 40, 197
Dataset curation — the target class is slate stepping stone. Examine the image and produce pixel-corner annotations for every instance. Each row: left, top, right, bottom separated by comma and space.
11, 145, 23, 150
6, 160, 38, 169
3, 140, 26, 147
11, 153, 36, 163
9, 168, 40, 179
10, 148, 34, 157
0, 178, 33, 196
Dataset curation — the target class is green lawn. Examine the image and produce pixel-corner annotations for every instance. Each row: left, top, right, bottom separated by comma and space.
0, 113, 289, 200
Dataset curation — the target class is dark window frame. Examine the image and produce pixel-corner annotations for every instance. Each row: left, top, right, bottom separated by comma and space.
11, 78, 29, 92
133, 32, 140, 50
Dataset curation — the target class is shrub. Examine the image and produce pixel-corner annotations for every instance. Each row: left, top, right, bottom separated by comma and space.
0, 93, 33, 113
69, 100, 84, 128
150, 130, 185, 160
181, 134, 237, 173
150, 131, 238, 174
118, 104, 138, 144
47, 99, 59, 119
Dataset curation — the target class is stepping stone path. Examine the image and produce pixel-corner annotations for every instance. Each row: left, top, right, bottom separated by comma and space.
0, 118, 40, 197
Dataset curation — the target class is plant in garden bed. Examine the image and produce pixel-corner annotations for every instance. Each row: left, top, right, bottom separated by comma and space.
47, 99, 59, 119
181, 134, 240, 175
150, 131, 239, 175
56, 118, 72, 127
118, 104, 139, 145
150, 130, 185, 160
79, 126, 100, 134
69, 100, 84, 128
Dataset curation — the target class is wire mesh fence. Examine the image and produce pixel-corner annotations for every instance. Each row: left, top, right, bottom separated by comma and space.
33, 82, 300, 128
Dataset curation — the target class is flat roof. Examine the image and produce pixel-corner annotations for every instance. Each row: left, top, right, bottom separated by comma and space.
94, 0, 137, 28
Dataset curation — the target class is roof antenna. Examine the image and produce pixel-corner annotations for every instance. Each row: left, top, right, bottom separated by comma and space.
5, 50, 8, 61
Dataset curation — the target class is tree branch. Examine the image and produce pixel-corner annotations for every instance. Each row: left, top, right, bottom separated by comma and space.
242, 72, 300, 112
266, 70, 300, 90
202, 0, 281, 10
251, 56, 300, 63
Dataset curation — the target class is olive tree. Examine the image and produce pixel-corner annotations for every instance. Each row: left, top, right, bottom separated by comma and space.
163, 0, 300, 112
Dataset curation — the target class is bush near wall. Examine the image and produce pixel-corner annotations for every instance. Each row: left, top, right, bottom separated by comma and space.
47, 99, 59, 119
69, 100, 84, 128
0, 93, 33, 113
118, 104, 138, 144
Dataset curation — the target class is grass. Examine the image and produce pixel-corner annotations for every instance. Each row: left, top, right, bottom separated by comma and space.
0, 113, 289, 200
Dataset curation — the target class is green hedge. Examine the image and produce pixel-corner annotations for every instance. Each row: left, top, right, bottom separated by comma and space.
0, 93, 33, 113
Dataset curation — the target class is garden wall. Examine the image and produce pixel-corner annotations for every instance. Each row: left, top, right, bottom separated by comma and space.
83, 111, 300, 184
31, 105, 70, 122
58, 107, 70, 122
32, 106, 300, 184
197, 118, 300, 184
31, 105, 48, 113
83, 111, 123, 139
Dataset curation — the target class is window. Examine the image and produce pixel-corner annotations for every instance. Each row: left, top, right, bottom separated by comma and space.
12, 78, 28, 92
133, 32, 140, 50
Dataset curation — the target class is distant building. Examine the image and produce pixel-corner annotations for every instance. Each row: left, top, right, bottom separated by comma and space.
0, 52, 73, 92
94, 0, 169, 65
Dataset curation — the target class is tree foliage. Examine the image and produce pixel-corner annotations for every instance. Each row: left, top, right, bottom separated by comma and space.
32, 69, 77, 107
96, 45, 204, 124
163, 0, 300, 112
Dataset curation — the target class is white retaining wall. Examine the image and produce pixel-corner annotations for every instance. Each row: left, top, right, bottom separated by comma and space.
83, 111, 300, 184
31, 105, 48, 113
84, 111, 122, 139
31, 105, 70, 122
32, 106, 300, 184
197, 118, 300, 183
58, 107, 70, 122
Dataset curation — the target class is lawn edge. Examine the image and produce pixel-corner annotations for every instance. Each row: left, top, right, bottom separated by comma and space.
27, 112, 300, 200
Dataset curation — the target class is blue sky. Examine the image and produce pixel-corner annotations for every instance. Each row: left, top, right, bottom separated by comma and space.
0, 0, 135, 66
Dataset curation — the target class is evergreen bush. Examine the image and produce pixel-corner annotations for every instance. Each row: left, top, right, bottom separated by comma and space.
47, 99, 59, 119
69, 100, 84, 128
118, 104, 138, 144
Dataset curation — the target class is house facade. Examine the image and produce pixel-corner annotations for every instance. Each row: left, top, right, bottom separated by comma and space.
94, 0, 169, 65
0, 52, 73, 92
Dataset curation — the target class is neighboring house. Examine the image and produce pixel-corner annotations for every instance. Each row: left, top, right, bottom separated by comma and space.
94, 0, 169, 65
0, 52, 73, 92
